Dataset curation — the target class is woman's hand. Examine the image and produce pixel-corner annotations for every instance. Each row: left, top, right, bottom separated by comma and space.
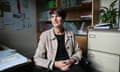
54, 58, 76, 71
65, 58, 76, 65
54, 60, 71, 71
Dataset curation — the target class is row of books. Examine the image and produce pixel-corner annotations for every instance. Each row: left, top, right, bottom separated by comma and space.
39, 0, 91, 9
39, 10, 50, 21
39, 11, 92, 21
61, 0, 78, 7
38, 22, 87, 35
61, 0, 92, 8
39, 0, 56, 10
38, 23, 52, 32
81, 0, 92, 3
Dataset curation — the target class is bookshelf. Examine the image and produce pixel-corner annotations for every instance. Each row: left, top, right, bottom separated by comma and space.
36, 0, 100, 55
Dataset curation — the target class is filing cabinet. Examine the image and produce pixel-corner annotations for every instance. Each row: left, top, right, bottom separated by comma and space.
87, 29, 120, 72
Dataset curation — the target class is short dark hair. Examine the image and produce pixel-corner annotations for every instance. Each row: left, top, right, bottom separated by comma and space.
49, 7, 67, 19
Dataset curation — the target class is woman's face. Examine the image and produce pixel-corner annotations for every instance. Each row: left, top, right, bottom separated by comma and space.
50, 13, 64, 28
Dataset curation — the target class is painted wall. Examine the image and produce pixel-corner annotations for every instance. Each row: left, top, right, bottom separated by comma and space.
0, 0, 37, 58
100, 0, 119, 7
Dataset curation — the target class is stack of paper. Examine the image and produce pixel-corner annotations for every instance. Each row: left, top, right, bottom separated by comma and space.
0, 49, 28, 71
93, 23, 111, 29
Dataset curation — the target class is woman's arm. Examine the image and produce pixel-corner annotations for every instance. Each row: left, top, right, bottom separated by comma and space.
34, 32, 52, 69
71, 34, 82, 64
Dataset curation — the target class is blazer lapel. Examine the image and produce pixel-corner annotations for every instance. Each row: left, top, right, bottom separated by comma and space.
65, 30, 72, 57
65, 31, 72, 45
50, 28, 58, 60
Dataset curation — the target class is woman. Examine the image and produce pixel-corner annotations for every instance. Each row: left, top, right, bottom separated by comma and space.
34, 7, 85, 72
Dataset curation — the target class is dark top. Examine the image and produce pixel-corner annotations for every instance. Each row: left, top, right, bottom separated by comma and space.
55, 34, 69, 61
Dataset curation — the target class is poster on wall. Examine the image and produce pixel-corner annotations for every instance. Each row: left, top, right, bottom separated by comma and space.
3, 12, 13, 25
0, 0, 32, 31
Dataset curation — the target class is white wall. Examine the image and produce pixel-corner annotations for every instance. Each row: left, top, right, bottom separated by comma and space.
0, 0, 37, 58
100, 0, 119, 8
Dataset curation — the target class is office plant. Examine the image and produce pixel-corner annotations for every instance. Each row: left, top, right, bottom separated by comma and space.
99, 0, 119, 25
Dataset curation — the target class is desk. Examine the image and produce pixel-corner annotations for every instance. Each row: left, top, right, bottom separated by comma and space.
2, 59, 32, 72
0, 49, 31, 72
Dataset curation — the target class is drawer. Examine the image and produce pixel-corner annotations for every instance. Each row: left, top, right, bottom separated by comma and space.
88, 31, 120, 54
88, 50, 119, 72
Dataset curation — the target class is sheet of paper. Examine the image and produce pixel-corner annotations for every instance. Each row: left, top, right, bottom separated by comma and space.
14, 18, 24, 30
0, 49, 28, 71
3, 12, 13, 25
24, 19, 32, 29
0, 49, 15, 58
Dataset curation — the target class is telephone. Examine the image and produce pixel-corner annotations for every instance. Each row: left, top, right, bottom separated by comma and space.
0, 43, 9, 50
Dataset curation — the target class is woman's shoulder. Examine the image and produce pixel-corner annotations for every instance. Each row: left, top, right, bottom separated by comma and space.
65, 29, 74, 35
41, 29, 51, 35
40, 29, 53, 37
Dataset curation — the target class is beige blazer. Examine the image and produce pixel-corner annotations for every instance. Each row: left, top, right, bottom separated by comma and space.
34, 28, 82, 70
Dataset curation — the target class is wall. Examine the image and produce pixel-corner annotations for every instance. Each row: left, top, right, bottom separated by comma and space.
0, 0, 37, 58
100, 0, 119, 7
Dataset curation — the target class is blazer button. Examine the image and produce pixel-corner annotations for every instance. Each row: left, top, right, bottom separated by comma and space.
67, 47, 69, 49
